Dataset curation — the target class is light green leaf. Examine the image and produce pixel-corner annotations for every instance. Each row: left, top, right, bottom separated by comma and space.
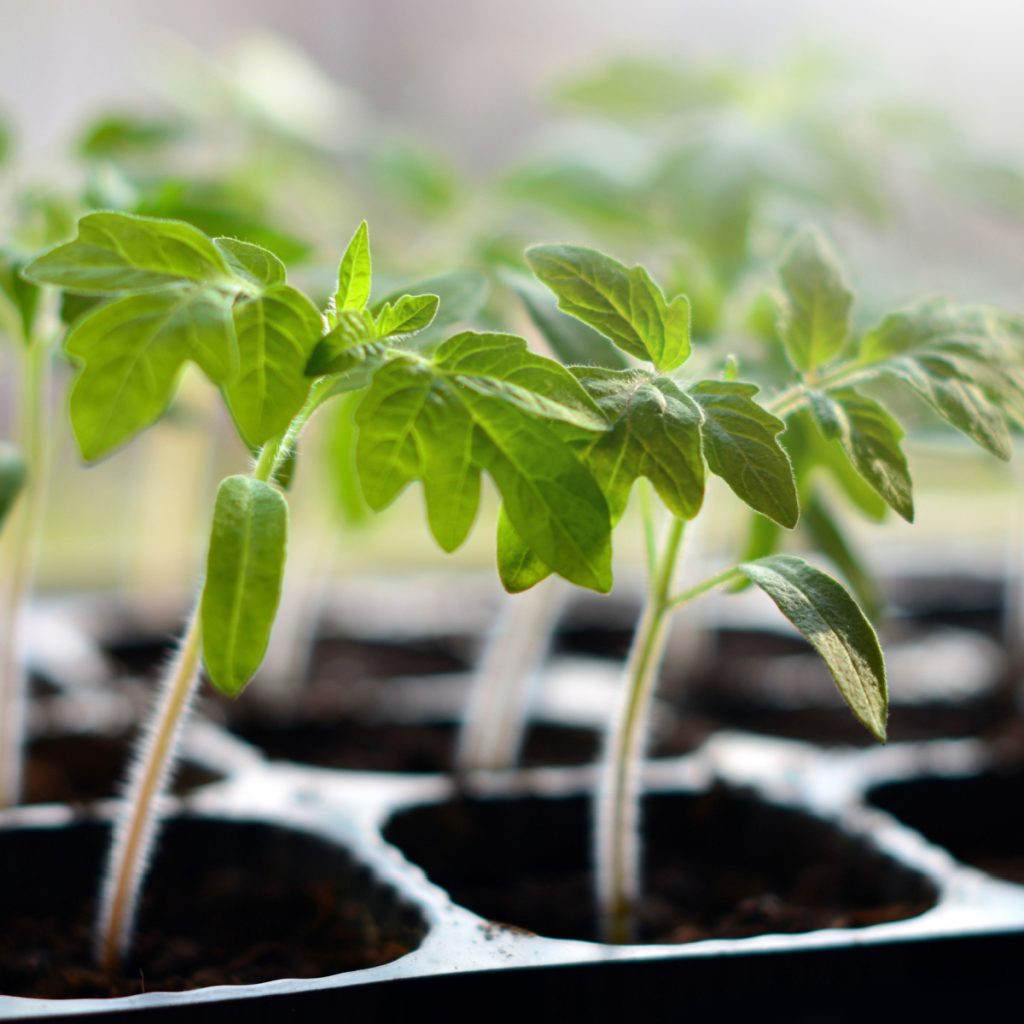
573, 367, 705, 522
815, 389, 913, 522
691, 380, 798, 528
374, 271, 488, 331
201, 475, 289, 697
65, 285, 236, 460
375, 293, 439, 337
214, 237, 286, 288
526, 244, 691, 371
224, 285, 324, 447
776, 227, 853, 373
23, 211, 233, 295
0, 443, 26, 529
335, 220, 371, 311
740, 554, 887, 742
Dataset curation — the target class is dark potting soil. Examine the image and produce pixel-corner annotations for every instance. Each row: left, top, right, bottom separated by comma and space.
0, 818, 426, 999
384, 787, 938, 944
23, 734, 221, 807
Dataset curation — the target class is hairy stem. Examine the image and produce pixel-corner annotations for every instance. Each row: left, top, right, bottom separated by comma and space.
596, 515, 685, 944
0, 338, 52, 807
456, 577, 569, 775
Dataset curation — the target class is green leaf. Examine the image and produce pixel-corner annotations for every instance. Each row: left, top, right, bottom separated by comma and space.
374, 271, 488, 331
814, 389, 913, 522
0, 251, 41, 343
335, 221, 371, 311
78, 113, 184, 159
374, 293, 439, 337
0, 443, 26, 530
496, 508, 552, 593
322, 392, 372, 528
223, 285, 324, 447
23, 211, 234, 295
691, 380, 798, 528
306, 309, 378, 376
65, 285, 236, 460
214, 237, 286, 288
740, 554, 887, 742
572, 367, 705, 522
776, 227, 853, 373
201, 475, 289, 697
526, 244, 691, 371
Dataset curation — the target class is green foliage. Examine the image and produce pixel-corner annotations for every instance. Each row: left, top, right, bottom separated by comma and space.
0, 444, 26, 530
215, 237, 286, 288
78, 113, 185, 160
739, 555, 888, 742
200, 476, 289, 697
334, 221, 372, 312
0, 251, 41, 344
374, 293, 439, 338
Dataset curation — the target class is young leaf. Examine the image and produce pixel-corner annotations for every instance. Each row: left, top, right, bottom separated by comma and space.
201, 475, 289, 698
691, 380, 798, 528
739, 554, 887, 742
223, 285, 323, 447
374, 293, 439, 337
65, 285, 237, 460
374, 271, 488, 331
306, 310, 378, 376
776, 227, 853, 373
1, 251, 41, 343
23, 211, 233, 294
813, 389, 913, 522
0, 443, 26, 529
214, 237, 286, 288
572, 367, 705, 522
335, 221, 371, 311
526, 244, 691, 371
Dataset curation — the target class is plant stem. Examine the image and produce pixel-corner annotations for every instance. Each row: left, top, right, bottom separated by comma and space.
0, 337, 51, 807
596, 515, 685, 944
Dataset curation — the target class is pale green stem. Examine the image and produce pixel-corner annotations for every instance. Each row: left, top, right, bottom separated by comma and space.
0, 337, 52, 807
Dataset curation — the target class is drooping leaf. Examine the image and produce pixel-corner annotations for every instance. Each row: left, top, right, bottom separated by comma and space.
223, 285, 324, 447
812, 389, 913, 522
201, 475, 289, 697
526, 244, 691, 371
691, 380, 798, 528
64, 285, 236, 460
572, 367, 705, 522
739, 554, 887, 742
23, 211, 234, 294
335, 220, 371, 311
776, 227, 853, 373
0, 443, 26, 529
374, 293, 439, 337
0, 251, 40, 343
496, 508, 553, 593
214, 237, 286, 288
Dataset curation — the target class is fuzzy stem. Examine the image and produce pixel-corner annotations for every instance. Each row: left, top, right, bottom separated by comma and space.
456, 577, 569, 775
596, 516, 685, 944
0, 337, 52, 807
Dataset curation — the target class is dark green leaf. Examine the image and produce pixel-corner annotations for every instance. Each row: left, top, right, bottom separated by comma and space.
691, 380, 798, 528
335, 221, 371, 311
740, 554, 887, 741
496, 508, 552, 593
214, 237, 286, 288
201, 475, 289, 697
0, 443, 26, 529
306, 310, 377, 376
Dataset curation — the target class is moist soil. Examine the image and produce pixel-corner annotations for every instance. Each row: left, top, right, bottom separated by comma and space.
385, 786, 938, 945
0, 819, 425, 999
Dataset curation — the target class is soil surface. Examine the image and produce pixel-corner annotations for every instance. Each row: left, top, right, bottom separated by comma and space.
0, 819, 425, 999
385, 787, 938, 944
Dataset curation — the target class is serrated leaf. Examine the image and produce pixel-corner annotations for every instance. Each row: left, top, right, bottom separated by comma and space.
572, 367, 705, 522
0, 251, 41, 343
0, 443, 26, 529
691, 380, 798, 528
335, 221, 371, 311
214, 237, 286, 288
740, 554, 887, 742
375, 293, 439, 337
776, 227, 853, 373
526, 244, 690, 371
23, 211, 234, 295
815, 389, 913, 522
65, 285, 236, 460
201, 475, 288, 697
224, 285, 323, 447
497, 508, 552, 593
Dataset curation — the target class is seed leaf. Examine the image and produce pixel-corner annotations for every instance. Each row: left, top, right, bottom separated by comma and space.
691, 380, 798, 528
201, 475, 289, 697
776, 227, 853, 373
0, 443, 26, 529
65, 285, 236, 460
224, 285, 324, 447
526, 244, 691, 371
214, 237, 287, 288
23, 211, 233, 294
375, 293, 439, 338
572, 367, 705, 522
335, 220, 371, 311
739, 554, 887, 742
